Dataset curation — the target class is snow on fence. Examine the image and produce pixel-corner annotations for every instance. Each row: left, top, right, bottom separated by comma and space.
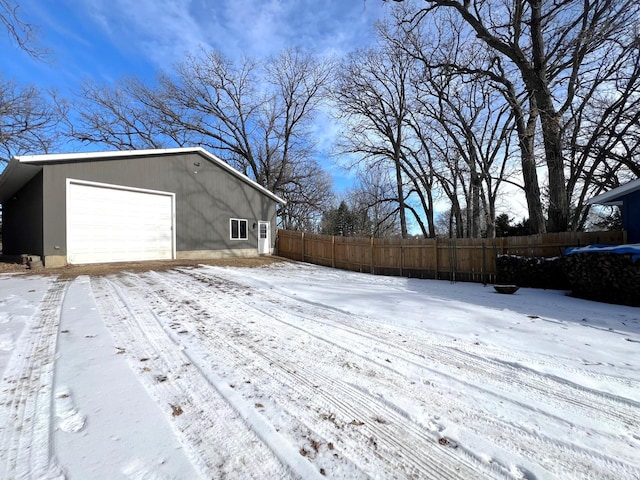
276, 230, 625, 284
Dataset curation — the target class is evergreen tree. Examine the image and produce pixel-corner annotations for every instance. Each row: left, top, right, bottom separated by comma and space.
320, 201, 372, 237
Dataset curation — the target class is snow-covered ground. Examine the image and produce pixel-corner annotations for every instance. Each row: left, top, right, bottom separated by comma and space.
0, 262, 639, 479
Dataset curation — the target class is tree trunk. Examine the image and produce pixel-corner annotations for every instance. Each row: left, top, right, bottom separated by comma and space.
510, 93, 546, 234
537, 101, 569, 232
528, 1, 568, 232
425, 187, 436, 238
470, 168, 481, 238
394, 157, 408, 238
519, 127, 547, 234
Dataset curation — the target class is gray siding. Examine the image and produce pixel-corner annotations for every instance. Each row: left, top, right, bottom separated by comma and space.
2, 172, 44, 256
41, 152, 278, 257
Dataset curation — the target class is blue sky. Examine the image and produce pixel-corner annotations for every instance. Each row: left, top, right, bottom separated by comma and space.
4, 0, 390, 88
2, 0, 392, 191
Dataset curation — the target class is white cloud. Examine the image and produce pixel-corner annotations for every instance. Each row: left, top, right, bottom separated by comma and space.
81, 0, 212, 68
78, 0, 389, 68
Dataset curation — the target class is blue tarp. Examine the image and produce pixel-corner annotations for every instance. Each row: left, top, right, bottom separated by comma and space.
564, 244, 640, 262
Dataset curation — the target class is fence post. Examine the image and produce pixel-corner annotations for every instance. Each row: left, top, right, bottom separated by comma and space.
331, 235, 335, 268
301, 231, 305, 262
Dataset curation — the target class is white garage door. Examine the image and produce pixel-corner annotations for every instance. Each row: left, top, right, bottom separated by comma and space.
67, 179, 175, 264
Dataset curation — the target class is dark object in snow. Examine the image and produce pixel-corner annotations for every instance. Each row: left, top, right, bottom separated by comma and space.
496, 254, 567, 289
494, 284, 520, 294
438, 437, 458, 448
562, 248, 640, 306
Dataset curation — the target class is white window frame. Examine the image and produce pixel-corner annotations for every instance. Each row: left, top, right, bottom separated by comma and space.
230, 218, 248, 240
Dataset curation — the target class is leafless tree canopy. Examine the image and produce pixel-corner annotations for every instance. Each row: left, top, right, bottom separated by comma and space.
375, 0, 640, 235
335, 14, 519, 238
1, 0, 48, 58
334, 40, 414, 238
0, 76, 65, 162
0, 2, 60, 164
70, 48, 336, 229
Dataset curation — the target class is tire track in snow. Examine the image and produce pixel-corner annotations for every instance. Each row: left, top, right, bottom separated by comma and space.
449, 339, 637, 389
192, 268, 640, 430
238, 306, 640, 480
91, 275, 313, 480
428, 344, 640, 425
283, 296, 640, 432
0, 278, 68, 480
176, 268, 640, 479
141, 270, 516, 480
206, 266, 638, 389
135, 274, 380, 478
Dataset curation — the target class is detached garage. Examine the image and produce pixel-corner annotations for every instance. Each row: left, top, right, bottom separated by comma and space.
0, 147, 285, 267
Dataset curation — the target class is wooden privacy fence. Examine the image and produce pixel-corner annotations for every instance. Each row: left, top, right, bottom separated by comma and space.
276, 229, 625, 284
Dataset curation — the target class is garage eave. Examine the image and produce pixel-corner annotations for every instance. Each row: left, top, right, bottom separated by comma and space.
587, 178, 640, 205
0, 159, 43, 203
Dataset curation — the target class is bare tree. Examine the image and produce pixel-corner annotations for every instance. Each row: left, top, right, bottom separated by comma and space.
334, 39, 414, 238
277, 162, 334, 231
392, 0, 640, 232
0, 2, 60, 164
70, 48, 335, 229
1, 0, 46, 58
382, 5, 547, 233
408, 62, 516, 238
564, 34, 640, 229
0, 76, 65, 162
69, 77, 187, 150
349, 163, 402, 237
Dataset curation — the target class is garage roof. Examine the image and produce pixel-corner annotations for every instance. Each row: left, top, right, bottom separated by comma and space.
587, 178, 640, 206
0, 147, 287, 204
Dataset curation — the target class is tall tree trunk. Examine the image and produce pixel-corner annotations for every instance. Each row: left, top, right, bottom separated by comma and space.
510, 93, 546, 234
486, 196, 496, 238
394, 157, 408, 238
454, 204, 464, 238
426, 187, 436, 238
519, 127, 547, 234
470, 167, 481, 238
537, 101, 569, 232
528, 1, 568, 232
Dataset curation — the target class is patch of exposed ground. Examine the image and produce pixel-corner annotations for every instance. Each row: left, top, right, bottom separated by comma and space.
0, 256, 289, 278
0, 259, 29, 274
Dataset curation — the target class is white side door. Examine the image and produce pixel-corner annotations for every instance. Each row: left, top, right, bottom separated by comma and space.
258, 221, 270, 254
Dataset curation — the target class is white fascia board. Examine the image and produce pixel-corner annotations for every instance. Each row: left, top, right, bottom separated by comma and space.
14, 147, 198, 163
14, 147, 287, 205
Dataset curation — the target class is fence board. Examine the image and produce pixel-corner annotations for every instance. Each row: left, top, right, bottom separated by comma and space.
276, 230, 625, 284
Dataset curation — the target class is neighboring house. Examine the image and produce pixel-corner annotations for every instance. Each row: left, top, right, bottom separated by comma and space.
0, 147, 286, 267
588, 178, 640, 243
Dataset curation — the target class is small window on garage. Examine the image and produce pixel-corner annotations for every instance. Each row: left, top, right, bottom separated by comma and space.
230, 218, 248, 240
